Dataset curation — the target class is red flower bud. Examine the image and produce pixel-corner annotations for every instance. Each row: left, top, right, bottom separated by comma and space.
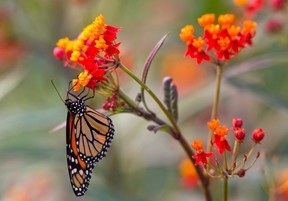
252, 128, 265, 143
265, 18, 283, 33
53, 47, 65, 59
234, 127, 246, 143
232, 118, 243, 128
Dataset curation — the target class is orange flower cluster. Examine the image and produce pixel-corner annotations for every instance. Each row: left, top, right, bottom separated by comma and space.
180, 13, 257, 64
208, 118, 265, 155
54, 15, 121, 91
189, 118, 265, 167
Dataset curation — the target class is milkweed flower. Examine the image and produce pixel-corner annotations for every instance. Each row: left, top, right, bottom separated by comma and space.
207, 119, 220, 130
213, 126, 232, 154
54, 15, 121, 91
207, 119, 232, 154
191, 139, 212, 165
180, 13, 257, 64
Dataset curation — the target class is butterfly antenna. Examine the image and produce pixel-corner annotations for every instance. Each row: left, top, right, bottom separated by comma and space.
51, 80, 65, 103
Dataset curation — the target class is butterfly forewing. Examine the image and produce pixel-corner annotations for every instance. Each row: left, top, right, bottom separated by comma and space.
66, 113, 93, 196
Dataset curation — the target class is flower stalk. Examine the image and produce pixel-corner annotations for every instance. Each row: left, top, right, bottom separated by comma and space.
119, 63, 212, 201
208, 64, 223, 152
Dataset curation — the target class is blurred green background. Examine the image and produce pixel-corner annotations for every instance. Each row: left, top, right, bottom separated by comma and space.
0, 0, 288, 200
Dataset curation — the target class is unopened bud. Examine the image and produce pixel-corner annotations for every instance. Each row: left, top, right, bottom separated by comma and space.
234, 127, 246, 143
232, 118, 243, 128
265, 18, 283, 33
53, 47, 65, 59
252, 128, 265, 143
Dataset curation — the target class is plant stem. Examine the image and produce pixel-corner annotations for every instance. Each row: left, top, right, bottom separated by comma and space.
177, 134, 212, 201
223, 150, 228, 201
230, 141, 240, 170
119, 63, 181, 135
205, 64, 224, 200
224, 177, 228, 201
118, 65, 212, 201
207, 65, 223, 152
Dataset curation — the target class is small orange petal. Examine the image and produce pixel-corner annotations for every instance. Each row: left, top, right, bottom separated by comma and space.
214, 125, 229, 137
180, 25, 195, 44
218, 14, 235, 29
191, 139, 204, 152
207, 119, 220, 130
198, 14, 215, 27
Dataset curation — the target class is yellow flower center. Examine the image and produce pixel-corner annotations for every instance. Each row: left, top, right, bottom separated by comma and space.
95, 36, 108, 50
72, 70, 93, 91
70, 51, 81, 62
217, 37, 231, 50
192, 37, 205, 52
205, 24, 220, 39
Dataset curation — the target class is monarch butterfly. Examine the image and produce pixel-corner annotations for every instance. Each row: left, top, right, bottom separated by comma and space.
61, 82, 115, 196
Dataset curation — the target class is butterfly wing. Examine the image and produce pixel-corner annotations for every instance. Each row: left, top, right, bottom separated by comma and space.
74, 106, 115, 165
66, 106, 115, 196
66, 112, 94, 196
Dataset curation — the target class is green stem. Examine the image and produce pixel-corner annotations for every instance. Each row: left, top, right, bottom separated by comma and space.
207, 65, 223, 152
119, 63, 181, 136
224, 151, 228, 170
224, 177, 228, 201
241, 144, 256, 169
230, 141, 240, 170
223, 150, 229, 201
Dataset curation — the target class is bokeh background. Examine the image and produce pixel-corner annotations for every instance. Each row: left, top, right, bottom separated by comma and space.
1, 0, 288, 200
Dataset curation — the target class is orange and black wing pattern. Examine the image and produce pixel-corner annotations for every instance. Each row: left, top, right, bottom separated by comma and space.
66, 103, 114, 196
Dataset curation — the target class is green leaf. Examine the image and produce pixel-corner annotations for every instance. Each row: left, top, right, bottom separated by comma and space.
139, 33, 169, 112
147, 124, 171, 134
141, 33, 169, 84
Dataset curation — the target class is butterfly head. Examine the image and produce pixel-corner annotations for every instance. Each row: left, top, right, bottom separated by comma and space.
65, 99, 86, 116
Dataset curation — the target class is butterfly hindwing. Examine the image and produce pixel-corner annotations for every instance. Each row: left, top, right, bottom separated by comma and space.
74, 106, 114, 165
